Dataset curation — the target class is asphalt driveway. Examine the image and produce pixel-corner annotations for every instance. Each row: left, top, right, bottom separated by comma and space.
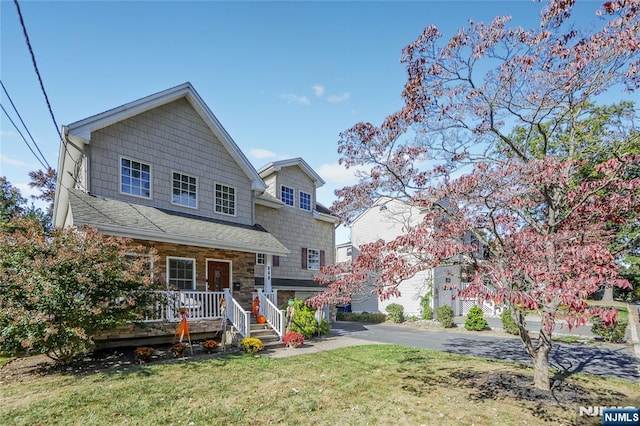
329, 321, 640, 381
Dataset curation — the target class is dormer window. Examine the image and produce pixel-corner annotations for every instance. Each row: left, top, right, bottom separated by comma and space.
299, 191, 311, 211
281, 186, 294, 207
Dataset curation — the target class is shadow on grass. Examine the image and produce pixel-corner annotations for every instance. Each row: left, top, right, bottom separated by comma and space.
442, 337, 640, 381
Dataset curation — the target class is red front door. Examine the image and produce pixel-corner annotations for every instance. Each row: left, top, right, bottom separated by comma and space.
207, 261, 230, 292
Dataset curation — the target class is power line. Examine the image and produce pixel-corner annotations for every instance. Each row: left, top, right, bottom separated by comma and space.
0, 79, 52, 170
14, 0, 62, 142
0, 102, 49, 171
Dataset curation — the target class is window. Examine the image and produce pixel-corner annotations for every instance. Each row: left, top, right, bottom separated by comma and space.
120, 157, 151, 198
281, 186, 294, 207
307, 248, 320, 270
256, 253, 265, 265
299, 191, 311, 211
167, 257, 195, 290
215, 184, 236, 215
172, 172, 197, 208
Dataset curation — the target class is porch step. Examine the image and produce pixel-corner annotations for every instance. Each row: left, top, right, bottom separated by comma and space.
248, 320, 283, 348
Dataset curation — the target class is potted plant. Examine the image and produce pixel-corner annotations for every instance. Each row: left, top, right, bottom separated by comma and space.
283, 331, 304, 348
134, 346, 155, 363
202, 339, 218, 354
238, 337, 264, 354
170, 342, 187, 358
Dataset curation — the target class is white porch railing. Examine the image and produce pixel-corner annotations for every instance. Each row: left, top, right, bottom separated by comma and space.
143, 290, 226, 322
225, 289, 250, 337
256, 289, 285, 340
456, 283, 502, 316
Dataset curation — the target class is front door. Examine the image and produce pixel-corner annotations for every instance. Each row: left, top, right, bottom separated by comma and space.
207, 260, 231, 292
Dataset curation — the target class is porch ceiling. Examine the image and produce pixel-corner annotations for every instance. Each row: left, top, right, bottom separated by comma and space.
67, 189, 290, 256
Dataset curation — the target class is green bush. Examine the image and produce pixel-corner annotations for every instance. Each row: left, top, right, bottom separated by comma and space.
420, 292, 433, 320
591, 318, 628, 343
336, 312, 387, 323
385, 303, 405, 323
287, 299, 330, 339
436, 305, 455, 328
464, 305, 489, 331
501, 309, 520, 335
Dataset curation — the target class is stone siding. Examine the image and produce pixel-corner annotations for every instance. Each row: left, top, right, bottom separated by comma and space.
134, 239, 256, 308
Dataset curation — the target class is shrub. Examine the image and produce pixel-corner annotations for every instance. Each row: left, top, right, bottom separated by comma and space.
436, 305, 455, 328
464, 305, 489, 331
202, 339, 219, 354
420, 292, 433, 320
283, 331, 304, 348
501, 309, 520, 335
336, 312, 387, 323
591, 317, 628, 343
133, 346, 154, 362
286, 299, 330, 339
239, 337, 264, 354
386, 303, 405, 323
0, 219, 161, 363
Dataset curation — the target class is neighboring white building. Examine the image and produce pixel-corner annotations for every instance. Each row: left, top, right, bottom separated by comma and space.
341, 197, 497, 317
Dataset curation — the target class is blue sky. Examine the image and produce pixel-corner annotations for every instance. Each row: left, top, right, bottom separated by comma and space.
0, 1, 615, 243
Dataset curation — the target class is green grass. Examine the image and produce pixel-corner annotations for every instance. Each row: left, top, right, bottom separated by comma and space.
1, 345, 639, 425
0, 357, 12, 368
587, 301, 629, 322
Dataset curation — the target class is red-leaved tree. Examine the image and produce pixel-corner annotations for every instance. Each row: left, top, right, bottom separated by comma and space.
310, 0, 639, 390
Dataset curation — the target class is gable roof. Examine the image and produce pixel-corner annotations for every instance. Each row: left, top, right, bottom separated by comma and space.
54, 82, 266, 227
257, 157, 325, 188
67, 189, 290, 256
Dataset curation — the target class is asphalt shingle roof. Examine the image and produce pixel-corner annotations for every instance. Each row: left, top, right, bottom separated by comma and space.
68, 189, 290, 256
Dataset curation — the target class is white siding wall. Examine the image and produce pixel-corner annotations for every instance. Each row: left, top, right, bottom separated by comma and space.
350, 198, 433, 316
88, 98, 254, 225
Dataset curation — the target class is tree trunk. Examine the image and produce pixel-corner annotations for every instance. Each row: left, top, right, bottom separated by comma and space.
532, 328, 553, 391
601, 286, 614, 302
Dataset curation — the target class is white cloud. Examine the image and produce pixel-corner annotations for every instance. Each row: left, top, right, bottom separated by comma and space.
1, 154, 37, 169
279, 93, 311, 105
317, 162, 367, 186
312, 85, 325, 97
248, 148, 278, 160
15, 183, 39, 198
326, 92, 351, 103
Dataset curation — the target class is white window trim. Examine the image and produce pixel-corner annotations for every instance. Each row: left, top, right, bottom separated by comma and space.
214, 182, 237, 217
119, 155, 153, 200
166, 256, 196, 291
307, 248, 320, 271
281, 185, 295, 207
299, 190, 312, 212
171, 170, 198, 209
256, 253, 265, 265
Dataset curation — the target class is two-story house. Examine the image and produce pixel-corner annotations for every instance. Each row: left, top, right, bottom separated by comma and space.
340, 196, 497, 317
52, 82, 336, 343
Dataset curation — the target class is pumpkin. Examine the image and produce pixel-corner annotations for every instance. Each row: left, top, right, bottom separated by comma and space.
256, 315, 266, 324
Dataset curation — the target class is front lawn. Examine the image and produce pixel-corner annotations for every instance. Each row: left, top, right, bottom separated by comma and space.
2, 345, 639, 425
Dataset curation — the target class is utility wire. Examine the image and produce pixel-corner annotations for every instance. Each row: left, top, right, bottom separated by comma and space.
14, 0, 62, 142
1, 102, 49, 170
0, 79, 52, 170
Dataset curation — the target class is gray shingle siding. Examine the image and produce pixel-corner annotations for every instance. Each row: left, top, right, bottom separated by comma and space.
88, 98, 253, 226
